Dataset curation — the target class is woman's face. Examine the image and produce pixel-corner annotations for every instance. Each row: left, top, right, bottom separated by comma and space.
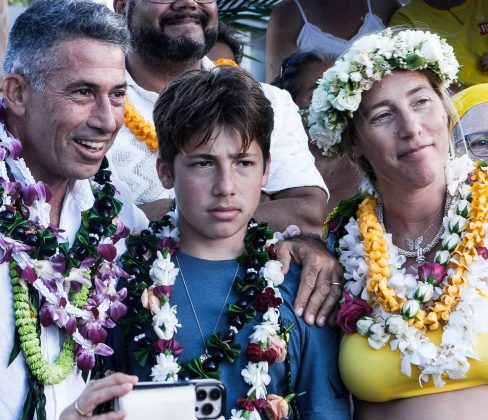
352, 70, 450, 192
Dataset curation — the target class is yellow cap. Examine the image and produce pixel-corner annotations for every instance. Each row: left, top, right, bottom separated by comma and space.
452, 84, 488, 121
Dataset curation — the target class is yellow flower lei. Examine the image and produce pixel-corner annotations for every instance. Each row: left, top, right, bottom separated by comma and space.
213, 58, 238, 67
124, 99, 159, 153
11, 261, 89, 384
357, 162, 488, 331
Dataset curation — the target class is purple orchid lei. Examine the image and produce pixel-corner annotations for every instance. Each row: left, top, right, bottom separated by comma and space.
0, 100, 129, 390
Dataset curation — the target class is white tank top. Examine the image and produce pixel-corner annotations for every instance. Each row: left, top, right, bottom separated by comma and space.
294, 0, 385, 60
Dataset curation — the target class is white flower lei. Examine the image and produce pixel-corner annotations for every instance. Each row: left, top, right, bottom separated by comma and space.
339, 157, 488, 386
145, 217, 286, 418
308, 28, 460, 156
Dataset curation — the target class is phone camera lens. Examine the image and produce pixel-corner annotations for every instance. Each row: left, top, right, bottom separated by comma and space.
196, 389, 207, 401
201, 403, 214, 416
209, 388, 221, 400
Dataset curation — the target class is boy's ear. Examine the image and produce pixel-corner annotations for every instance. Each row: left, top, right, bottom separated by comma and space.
113, 0, 128, 16
261, 156, 271, 188
157, 157, 175, 189
2, 74, 29, 117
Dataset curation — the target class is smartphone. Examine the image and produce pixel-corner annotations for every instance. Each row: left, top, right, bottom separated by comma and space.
114, 379, 226, 420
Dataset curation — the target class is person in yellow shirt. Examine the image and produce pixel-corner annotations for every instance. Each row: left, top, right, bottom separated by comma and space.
452, 83, 488, 159
390, 0, 488, 87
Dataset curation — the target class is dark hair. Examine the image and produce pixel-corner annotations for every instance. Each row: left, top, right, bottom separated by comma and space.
271, 52, 322, 101
216, 22, 244, 64
154, 67, 273, 168
3, 0, 129, 92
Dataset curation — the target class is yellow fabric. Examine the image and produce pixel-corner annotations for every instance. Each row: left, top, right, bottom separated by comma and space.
389, 0, 488, 86
213, 58, 238, 67
452, 83, 488, 123
339, 330, 488, 402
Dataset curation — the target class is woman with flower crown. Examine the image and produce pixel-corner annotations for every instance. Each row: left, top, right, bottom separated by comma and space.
310, 28, 488, 418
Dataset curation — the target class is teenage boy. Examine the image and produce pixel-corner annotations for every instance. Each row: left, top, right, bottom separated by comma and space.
112, 67, 350, 419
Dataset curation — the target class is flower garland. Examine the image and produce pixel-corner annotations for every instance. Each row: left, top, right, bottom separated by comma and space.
0, 100, 129, 414
213, 58, 238, 67
332, 156, 488, 386
124, 98, 159, 152
11, 262, 77, 385
120, 214, 298, 419
308, 29, 459, 156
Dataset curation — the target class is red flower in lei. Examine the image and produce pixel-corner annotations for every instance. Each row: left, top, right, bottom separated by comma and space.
336, 293, 373, 334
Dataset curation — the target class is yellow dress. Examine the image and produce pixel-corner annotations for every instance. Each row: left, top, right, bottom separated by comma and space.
339, 328, 488, 402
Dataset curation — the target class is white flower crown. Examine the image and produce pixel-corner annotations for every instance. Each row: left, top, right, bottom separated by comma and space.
308, 29, 460, 156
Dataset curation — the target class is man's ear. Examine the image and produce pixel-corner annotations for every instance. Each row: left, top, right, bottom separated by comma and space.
261, 156, 271, 188
2, 74, 29, 117
157, 157, 175, 189
113, 0, 128, 16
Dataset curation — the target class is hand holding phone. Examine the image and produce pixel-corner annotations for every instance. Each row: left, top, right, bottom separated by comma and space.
115, 379, 226, 420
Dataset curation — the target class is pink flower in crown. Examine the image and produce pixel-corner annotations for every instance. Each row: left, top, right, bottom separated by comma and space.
418, 262, 447, 285
336, 293, 373, 334
476, 247, 488, 260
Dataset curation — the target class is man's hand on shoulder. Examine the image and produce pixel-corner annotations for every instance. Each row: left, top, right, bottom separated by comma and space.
276, 236, 343, 327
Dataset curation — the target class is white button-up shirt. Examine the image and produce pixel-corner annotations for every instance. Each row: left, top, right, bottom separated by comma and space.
0, 175, 147, 420
107, 58, 328, 205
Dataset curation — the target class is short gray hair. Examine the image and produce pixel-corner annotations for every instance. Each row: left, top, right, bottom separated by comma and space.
3, 0, 130, 92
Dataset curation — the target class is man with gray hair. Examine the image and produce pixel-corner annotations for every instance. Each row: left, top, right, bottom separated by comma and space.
1, 1, 145, 418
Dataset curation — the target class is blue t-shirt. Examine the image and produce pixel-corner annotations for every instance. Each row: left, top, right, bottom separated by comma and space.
109, 252, 350, 419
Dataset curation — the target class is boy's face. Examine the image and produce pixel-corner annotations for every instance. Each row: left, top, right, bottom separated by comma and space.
157, 126, 269, 258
